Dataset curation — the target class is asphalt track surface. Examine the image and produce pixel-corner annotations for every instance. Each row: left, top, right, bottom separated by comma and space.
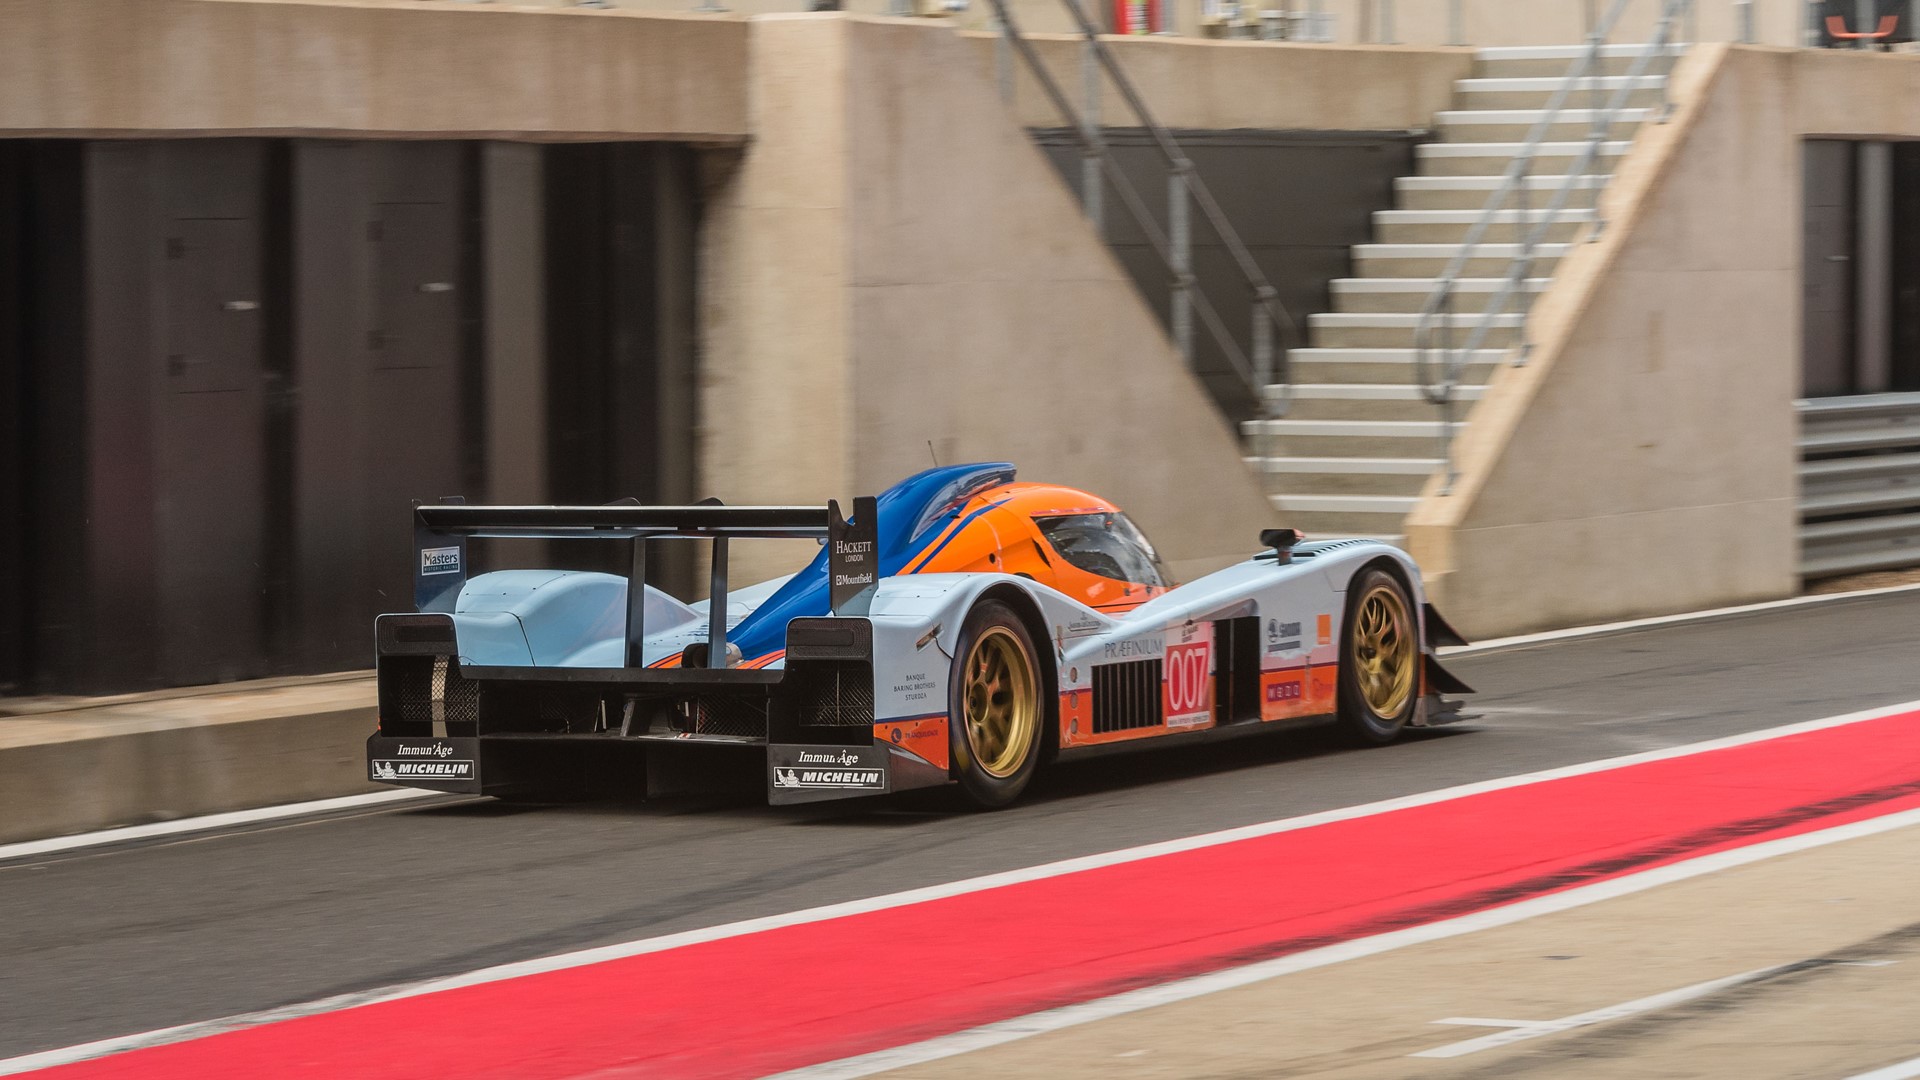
3, 590, 1918, 1062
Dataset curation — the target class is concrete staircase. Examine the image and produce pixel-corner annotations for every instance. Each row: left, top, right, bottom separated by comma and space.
1243, 44, 1677, 543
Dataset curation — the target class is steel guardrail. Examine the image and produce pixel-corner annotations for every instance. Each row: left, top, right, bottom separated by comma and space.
985, 0, 1301, 424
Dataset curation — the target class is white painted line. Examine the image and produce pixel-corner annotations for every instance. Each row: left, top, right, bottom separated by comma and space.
0, 789, 442, 864
1445, 582, 1920, 658
1849, 1055, 1920, 1080
1411, 965, 1781, 1058
776, 809, 1920, 1080
6, 697, 1919, 1077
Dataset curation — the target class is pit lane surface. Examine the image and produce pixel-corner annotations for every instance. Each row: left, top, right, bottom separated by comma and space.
2, 590, 1918, 1062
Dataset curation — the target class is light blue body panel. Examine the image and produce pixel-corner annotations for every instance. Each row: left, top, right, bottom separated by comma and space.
444, 569, 702, 668
852, 539, 1428, 725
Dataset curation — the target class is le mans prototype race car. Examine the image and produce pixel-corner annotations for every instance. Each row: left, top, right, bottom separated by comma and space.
368, 463, 1472, 807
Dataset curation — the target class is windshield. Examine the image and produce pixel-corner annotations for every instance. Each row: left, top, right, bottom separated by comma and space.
1035, 512, 1168, 587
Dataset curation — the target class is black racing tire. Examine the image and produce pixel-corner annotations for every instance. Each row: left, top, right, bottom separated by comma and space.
1337, 567, 1419, 746
947, 599, 1046, 808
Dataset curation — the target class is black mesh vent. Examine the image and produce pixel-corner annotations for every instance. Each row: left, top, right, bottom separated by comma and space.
378, 655, 480, 736
438, 659, 480, 735
536, 692, 601, 734
1092, 660, 1163, 734
695, 697, 770, 739
378, 655, 436, 736
790, 661, 876, 727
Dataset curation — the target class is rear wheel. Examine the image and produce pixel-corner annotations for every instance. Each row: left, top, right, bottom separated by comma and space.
1338, 568, 1418, 745
948, 600, 1044, 808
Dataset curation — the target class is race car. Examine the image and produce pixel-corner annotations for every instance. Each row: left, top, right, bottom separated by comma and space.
368, 463, 1472, 807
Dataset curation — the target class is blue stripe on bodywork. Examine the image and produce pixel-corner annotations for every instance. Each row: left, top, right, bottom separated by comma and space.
902, 498, 1009, 575
727, 463, 1014, 661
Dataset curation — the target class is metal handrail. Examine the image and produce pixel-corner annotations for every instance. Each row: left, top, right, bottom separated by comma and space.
985, 0, 1301, 420
1413, 0, 1694, 493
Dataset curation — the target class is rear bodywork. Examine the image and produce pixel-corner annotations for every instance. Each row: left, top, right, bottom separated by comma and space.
367, 463, 1471, 804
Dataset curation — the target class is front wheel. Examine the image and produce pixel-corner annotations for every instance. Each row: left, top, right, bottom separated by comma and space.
1337, 567, 1418, 745
948, 600, 1044, 808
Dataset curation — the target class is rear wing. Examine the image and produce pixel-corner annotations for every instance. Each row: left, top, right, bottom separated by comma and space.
411, 496, 879, 669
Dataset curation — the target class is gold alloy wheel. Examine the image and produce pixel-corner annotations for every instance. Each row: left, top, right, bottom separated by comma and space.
962, 626, 1038, 778
1352, 583, 1415, 718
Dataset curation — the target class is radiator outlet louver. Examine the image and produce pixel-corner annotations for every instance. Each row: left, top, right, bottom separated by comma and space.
1092, 659, 1163, 734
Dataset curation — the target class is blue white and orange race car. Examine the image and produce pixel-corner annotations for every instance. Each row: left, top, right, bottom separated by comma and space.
368, 463, 1472, 807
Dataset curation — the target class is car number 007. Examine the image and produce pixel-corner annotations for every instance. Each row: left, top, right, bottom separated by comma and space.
1164, 640, 1210, 726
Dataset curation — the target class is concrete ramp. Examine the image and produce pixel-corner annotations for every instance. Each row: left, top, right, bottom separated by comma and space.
1406, 44, 1859, 637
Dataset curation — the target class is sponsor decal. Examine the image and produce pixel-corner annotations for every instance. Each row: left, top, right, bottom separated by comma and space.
1266, 618, 1303, 654
828, 496, 880, 615
1265, 677, 1304, 704
1103, 637, 1163, 660
772, 767, 885, 790
1316, 614, 1333, 646
1163, 628, 1212, 728
1262, 669, 1308, 719
419, 546, 462, 576
1065, 617, 1102, 636
890, 672, 935, 704
796, 749, 865, 767
396, 743, 455, 758
370, 758, 474, 781
768, 742, 892, 797
874, 717, 948, 770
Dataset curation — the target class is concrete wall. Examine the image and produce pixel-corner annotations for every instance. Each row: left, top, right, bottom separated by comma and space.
416, 0, 1812, 48
701, 14, 1281, 585
1250, 0, 1812, 48
1407, 45, 1920, 637
0, 0, 748, 140
697, 16, 854, 580
964, 34, 1471, 131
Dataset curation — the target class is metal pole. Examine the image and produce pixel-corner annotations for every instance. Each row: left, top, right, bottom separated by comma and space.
706, 537, 729, 668
1859, 140, 1893, 390
1379, 0, 1396, 43
1170, 163, 1194, 367
995, 15, 1013, 103
1516, 158, 1534, 363
1307, 0, 1325, 40
1734, 0, 1755, 42
1252, 286, 1276, 416
624, 539, 647, 668
1081, 0, 1104, 233
1447, 0, 1464, 45
1856, 0, 1875, 48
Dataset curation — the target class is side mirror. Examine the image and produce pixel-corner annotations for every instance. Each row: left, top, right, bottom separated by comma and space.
1260, 528, 1303, 564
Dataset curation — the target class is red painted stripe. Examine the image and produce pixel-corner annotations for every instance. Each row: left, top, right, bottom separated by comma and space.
38, 709, 1920, 1080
